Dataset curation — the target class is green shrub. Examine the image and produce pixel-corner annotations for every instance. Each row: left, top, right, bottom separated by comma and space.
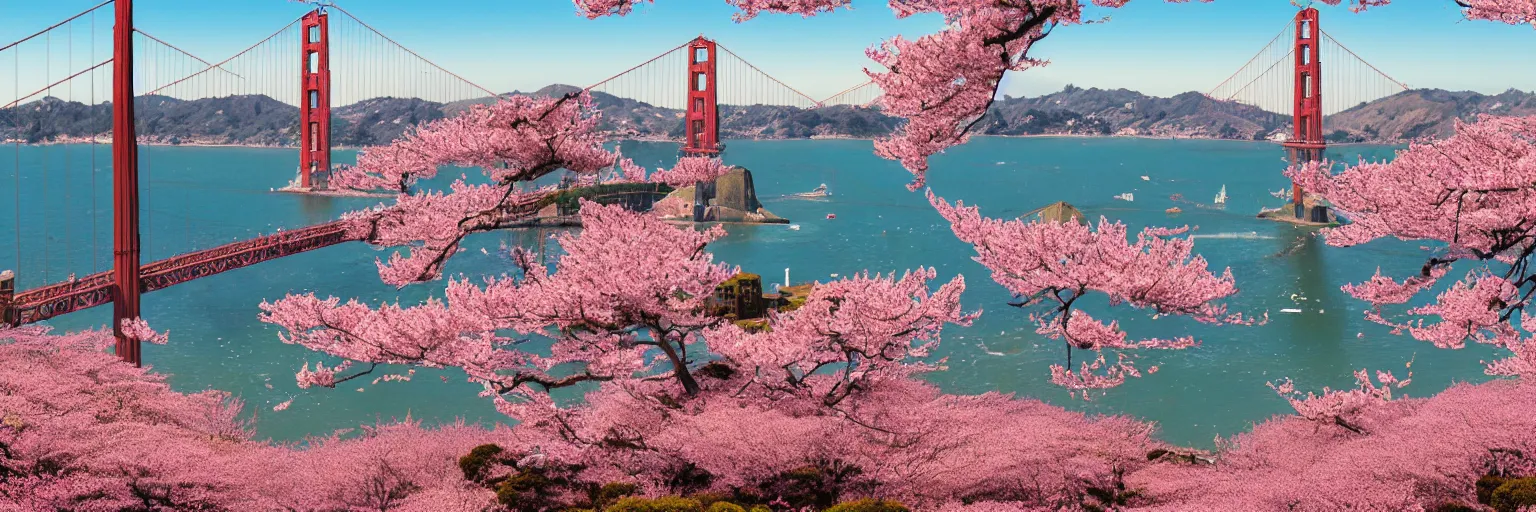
689, 493, 729, 508
824, 499, 909, 512
1492, 477, 1536, 512
594, 482, 640, 509
1480, 475, 1512, 505
459, 444, 504, 482
704, 502, 747, 512
747, 507, 771, 512
605, 496, 704, 512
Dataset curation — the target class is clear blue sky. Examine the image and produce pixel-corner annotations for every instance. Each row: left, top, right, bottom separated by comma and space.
3, 0, 1532, 101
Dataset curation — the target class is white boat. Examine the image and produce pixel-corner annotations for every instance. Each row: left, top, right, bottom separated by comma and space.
1270, 188, 1292, 200
788, 224, 800, 231
1214, 185, 1228, 205
1140, 175, 1150, 181
1114, 192, 1135, 202
793, 184, 830, 198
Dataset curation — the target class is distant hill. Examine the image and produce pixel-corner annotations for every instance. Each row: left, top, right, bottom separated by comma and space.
978, 85, 1290, 140
1323, 88, 1536, 142
2, 84, 1530, 147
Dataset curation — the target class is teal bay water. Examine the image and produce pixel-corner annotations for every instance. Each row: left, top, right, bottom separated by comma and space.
0, 137, 1503, 448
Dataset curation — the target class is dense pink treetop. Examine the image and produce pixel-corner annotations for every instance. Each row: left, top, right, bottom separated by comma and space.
1454, 0, 1536, 24
930, 191, 1242, 391
0, 326, 533, 509
0, 326, 251, 510
707, 268, 973, 405
262, 201, 734, 397
1134, 378, 1536, 510
1291, 115, 1536, 376
645, 156, 734, 187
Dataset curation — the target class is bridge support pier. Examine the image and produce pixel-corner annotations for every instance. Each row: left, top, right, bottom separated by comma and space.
112, 0, 143, 366
300, 9, 332, 191
1, 270, 15, 326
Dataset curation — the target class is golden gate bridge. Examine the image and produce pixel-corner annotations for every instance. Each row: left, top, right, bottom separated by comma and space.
1, 1, 1401, 366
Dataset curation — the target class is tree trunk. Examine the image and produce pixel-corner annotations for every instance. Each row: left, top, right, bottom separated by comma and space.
655, 333, 701, 395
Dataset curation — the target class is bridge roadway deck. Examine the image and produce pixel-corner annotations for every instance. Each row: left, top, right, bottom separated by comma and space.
3, 220, 359, 326
0, 187, 624, 327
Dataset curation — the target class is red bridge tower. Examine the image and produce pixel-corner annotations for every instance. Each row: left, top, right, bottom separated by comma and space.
112, 0, 143, 366
1283, 7, 1324, 220
682, 36, 720, 158
300, 9, 332, 190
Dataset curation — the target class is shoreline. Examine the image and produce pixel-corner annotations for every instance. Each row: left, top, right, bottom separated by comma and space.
6, 134, 1410, 149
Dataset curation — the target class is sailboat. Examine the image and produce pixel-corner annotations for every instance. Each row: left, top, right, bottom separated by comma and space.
1213, 185, 1228, 206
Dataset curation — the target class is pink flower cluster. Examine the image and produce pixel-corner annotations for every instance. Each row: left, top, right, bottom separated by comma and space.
929, 190, 1239, 390
1293, 114, 1536, 376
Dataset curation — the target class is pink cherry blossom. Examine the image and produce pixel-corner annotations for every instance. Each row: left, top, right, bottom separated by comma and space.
930, 191, 1239, 390
646, 156, 733, 186
1454, 0, 1536, 25
120, 316, 169, 345
573, 0, 850, 20
1292, 115, 1536, 375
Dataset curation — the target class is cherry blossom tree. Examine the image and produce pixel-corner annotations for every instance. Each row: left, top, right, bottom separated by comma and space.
929, 191, 1243, 391
1289, 115, 1536, 378
1453, 0, 1536, 24
327, 92, 736, 287
260, 201, 1009, 503
0, 326, 519, 510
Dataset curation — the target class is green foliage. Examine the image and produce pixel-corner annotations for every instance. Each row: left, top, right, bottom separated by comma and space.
824, 499, 909, 512
459, 444, 505, 483
754, 460, 871, 510
605, 496, 704, 512
1491, 477, 1536, 512
731, 319, 770, 334
703, 501, 746, 512
1480, 475, 1512, 505
487, 458, 587, 511
594, 482, 640, 510
496, 470, 548, 509
720, 273, 762, 289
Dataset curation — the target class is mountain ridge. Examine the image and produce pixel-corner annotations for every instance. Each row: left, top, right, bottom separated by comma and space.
3, 85, 1530, 147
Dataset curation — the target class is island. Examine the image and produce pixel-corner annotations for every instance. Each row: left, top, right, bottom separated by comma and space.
654, 166, 789, 224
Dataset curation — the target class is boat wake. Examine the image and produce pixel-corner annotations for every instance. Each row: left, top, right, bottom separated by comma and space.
1189, 232, 1276, 240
